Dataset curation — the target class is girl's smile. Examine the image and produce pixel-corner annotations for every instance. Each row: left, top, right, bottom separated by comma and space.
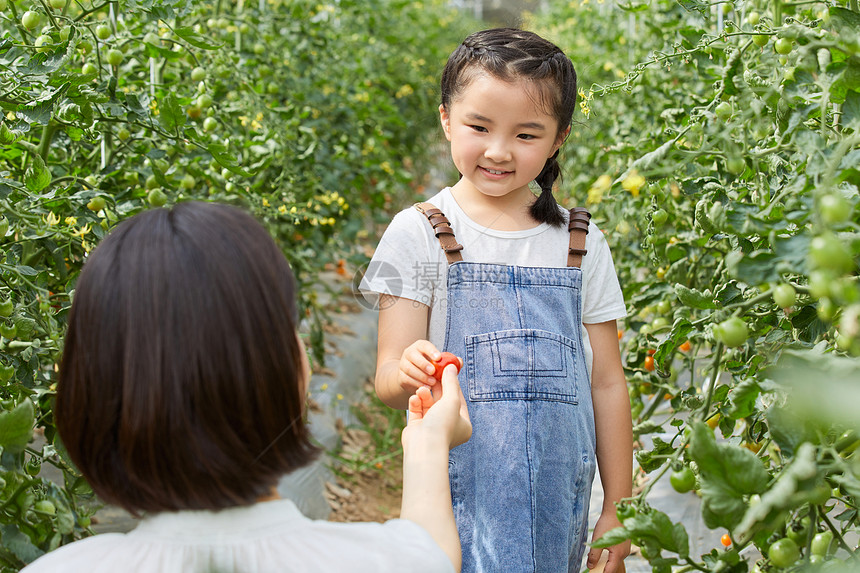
440, 74, 566, 207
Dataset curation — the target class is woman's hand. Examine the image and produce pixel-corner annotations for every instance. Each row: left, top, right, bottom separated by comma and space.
404, 363, 471, 449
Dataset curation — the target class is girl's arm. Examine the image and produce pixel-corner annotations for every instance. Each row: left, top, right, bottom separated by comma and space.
376, 294, 440, 410
584, 319, 633, 573
400, 365, 472, 573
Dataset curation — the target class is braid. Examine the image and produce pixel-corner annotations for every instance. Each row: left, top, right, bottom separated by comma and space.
530, 151, 565, 227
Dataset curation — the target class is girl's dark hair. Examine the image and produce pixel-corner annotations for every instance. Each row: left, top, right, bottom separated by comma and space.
56, 202, 319, 515
441, 28, 577, 226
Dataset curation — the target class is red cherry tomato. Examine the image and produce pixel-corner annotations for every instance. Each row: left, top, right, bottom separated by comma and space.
721, 533, 732, 547
433, 352, 462, 381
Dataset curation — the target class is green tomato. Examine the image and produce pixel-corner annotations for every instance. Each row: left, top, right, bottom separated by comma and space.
87, 196, 106, 212
49, 0, 66, 8
820, 193, 852, 225
95, 24, 111, 40
21, 11, 41, 30
106, 48, 124, 66
726, 156, 745, 175
768, 538, 800, 568
0, 298, 13, 318
34, 35, 52, 53
715, 101, 733, 121
0, 0, 8, 10
716, 317, 749, 347
774, 38, 793, 55
0, 363, 14, 382
180, 174, 196, 190
117, 127, 131, 141
147, 188, 168, 207
34, 500, 56, 515
0, 322, 17, 339
811, 530, 835, 557
670, 467, 696, 493
817, 297, 837, 322
203, 117, 218, 132
752, 34, 769, 48
78, 40, 92, 55
656, 299, 672, 314
196, 93, 213, 109
81, 62, 98, 76
190, 66, 206, 82
746, 11, 760, 26
786, 517, 811, 544
652, 209, 668, 226
809, 234, 854, 274
772, 284, 797, 309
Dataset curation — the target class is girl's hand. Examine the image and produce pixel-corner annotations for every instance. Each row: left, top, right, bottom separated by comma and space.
405, 364, 471, 449
586, 511, 630, 573
398, 339, 442, 396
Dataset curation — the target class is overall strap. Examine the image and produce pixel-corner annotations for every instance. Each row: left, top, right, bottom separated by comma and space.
413, 202, 463, 264
567, 207, 591, 268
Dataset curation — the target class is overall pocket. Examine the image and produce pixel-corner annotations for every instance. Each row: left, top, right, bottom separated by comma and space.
464, 328, 579, 404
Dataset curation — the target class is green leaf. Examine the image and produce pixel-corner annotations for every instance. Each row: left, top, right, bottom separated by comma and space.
24, 155, 51, 193
592, 526, 632, 548
0, 399, 35, 454
689, 422, 769, 530
0, 524, 45, 563
674, 284, 716, 309
174, 26, 223, 50
654, 318, 693, 369
842, 90, 860, 131
207, 143, 255, 177
157, 92, 186, 132
727, 379, 760, 419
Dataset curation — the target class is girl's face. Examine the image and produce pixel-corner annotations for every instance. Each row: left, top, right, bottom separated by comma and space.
440, 74, 567, 204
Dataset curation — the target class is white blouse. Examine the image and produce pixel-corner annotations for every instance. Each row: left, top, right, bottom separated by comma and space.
21, 498, 454, 573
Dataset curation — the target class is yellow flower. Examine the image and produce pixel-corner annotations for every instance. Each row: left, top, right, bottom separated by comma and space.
395, 84, 414, 99
320, 383, 328, 391
278, 205, 288, 215
380, 161, 393, 175
622, 171, 646, 198
46, 212, 60, 226
262, 198, 270, 207
592, 174, 612, 193
65, 216, 77, 226
72, 224, 91, 238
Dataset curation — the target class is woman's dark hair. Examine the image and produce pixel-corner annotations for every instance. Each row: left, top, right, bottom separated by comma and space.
56, 201, 319, 515
440, 28, 577, 226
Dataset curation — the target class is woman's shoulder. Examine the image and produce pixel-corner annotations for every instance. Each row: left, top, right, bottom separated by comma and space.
20, 533, 127, 572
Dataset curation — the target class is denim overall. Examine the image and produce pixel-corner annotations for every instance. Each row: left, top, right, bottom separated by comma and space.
415, 204, 597, 573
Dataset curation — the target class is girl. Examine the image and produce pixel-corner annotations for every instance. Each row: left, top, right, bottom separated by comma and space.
23, 201, 471, 573
362, 28, 632, 573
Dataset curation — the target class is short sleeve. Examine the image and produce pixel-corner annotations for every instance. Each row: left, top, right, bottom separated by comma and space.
359, 208, 443, 309
582, 226, 627, 324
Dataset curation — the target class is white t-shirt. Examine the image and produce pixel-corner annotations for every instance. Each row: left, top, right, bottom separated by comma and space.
21, 498, 454, 573
360, 188, 626, 378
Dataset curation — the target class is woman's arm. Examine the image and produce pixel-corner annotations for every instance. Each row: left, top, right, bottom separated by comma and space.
400, 366, 472, 572
584, 319, 633, 573
375, 294, 440, 409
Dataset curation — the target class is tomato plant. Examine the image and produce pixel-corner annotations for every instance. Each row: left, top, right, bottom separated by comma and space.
539, 0, 860, 570
0, 0, 474, 568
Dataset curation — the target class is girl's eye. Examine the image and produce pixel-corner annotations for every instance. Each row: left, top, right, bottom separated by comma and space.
518, 133, 536, 140
470, 125, 488, 133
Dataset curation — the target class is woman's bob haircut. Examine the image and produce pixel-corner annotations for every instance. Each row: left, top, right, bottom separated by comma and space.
56, 201, 319, 515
